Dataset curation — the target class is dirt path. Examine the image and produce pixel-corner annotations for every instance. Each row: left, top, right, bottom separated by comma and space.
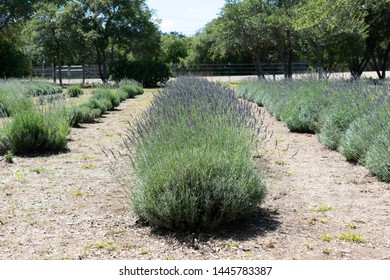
257, 111, 390, 259
0, 89, 389, 260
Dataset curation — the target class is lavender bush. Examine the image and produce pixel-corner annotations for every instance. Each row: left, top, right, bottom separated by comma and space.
118, 79, 144, 98
1, 97, 70, 154
366, 126, 390, 182
316, 81, 380, 150
0, 80, 69, 154
121, 77, 267, 231
67, 85, 83, 98
237, 77, 329, 130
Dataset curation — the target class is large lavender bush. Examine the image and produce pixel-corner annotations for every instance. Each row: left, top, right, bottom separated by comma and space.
121, 77, 267, 231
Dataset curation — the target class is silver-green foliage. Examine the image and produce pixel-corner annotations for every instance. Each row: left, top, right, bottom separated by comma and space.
340, 97, 390, 182
237, 77, 328, 130
237, 78, 390, 182
67, 85, 83, 98
366, 129, 390, 183
122, 77, 267, 231
118, 79, 144, 98
2, 98, 70, 154
0, 80, 69, 154
317, 82, 378, 150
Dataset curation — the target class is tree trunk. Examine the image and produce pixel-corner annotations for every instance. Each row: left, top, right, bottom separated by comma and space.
349, 54, 370, 80
381, 42, 390, 80
285, 29, 293, 79
58, 63, 63, 86
29, 59, 33, 81
373, 41, 390, 80
253, 53, 265, 78
52, 63, 57, 83
316, 43, 323, 79
96, 48, 107, 84
349, 36, 378, 80
82, 62, 85, 85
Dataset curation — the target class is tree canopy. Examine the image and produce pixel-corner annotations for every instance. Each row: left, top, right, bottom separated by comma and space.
18, 0, 161, 83
1, 0, 389, 80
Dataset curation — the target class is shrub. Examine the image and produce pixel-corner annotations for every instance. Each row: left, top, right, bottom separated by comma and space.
317, 82, 378, 150
119, 84, 138, 98
85, 96, 110, 113
0, 129, 10, 155
118, 79, 144, 98
0, 83, 31, 117
339, 116, 374, 163
280, 80, 329, 133
22, 81, 62, 96
120, 77, 267, 231
92, 88, 120, 109
365, 129, 390, 183
317, 105, 355, 150
0, 88, 12, 117
339, 96, 390, 163
111, 60, 171, 88
237, 78, 329, 128
67, 85, 83, 98
117, 89, 128, 102
2, 101, 71, 154
68, 106, 102, 125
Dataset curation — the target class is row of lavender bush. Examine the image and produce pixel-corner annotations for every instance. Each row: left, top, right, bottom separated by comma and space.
69, 80, 143, 125
119, 77, 268, 231
236, 78, 390, 182
1, 79, 143, 155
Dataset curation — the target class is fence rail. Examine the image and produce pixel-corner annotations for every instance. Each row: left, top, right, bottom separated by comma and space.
32, 65, 101, 80
174, 62, 309, 77
32, 63, 309, 81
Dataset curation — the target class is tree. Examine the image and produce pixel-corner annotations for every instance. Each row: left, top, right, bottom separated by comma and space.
20, 0, 161, 83
57, 2, 96, 84
186, 22, 221, 66
161, 32, 191, 65
365, 0, 390, 80
0, 0, 38, 30
293, 0, 367, 78
0, 36, 28, 77
23, 3, 71, 85
0, 0, 67, 30
73, 0, 160, 83
206, 0, 276, 77
340, 1, 390, 79
267, 0, 301, 78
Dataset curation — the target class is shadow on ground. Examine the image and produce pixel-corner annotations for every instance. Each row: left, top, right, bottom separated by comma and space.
142, 207, 281, 249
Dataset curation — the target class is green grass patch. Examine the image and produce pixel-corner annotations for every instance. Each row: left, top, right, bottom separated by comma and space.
339, 232, 364, 243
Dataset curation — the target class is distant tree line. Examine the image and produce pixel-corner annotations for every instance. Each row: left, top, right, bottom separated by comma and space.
186, 0, 389, 79
0, 0, 389, 83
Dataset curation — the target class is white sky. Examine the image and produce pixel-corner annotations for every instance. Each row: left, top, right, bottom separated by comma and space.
146, 0, 226, 36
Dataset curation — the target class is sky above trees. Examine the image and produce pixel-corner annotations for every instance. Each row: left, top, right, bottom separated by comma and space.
146, 0, 225, 35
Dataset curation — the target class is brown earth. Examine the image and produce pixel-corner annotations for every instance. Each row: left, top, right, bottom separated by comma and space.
0, 88, 389, 260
